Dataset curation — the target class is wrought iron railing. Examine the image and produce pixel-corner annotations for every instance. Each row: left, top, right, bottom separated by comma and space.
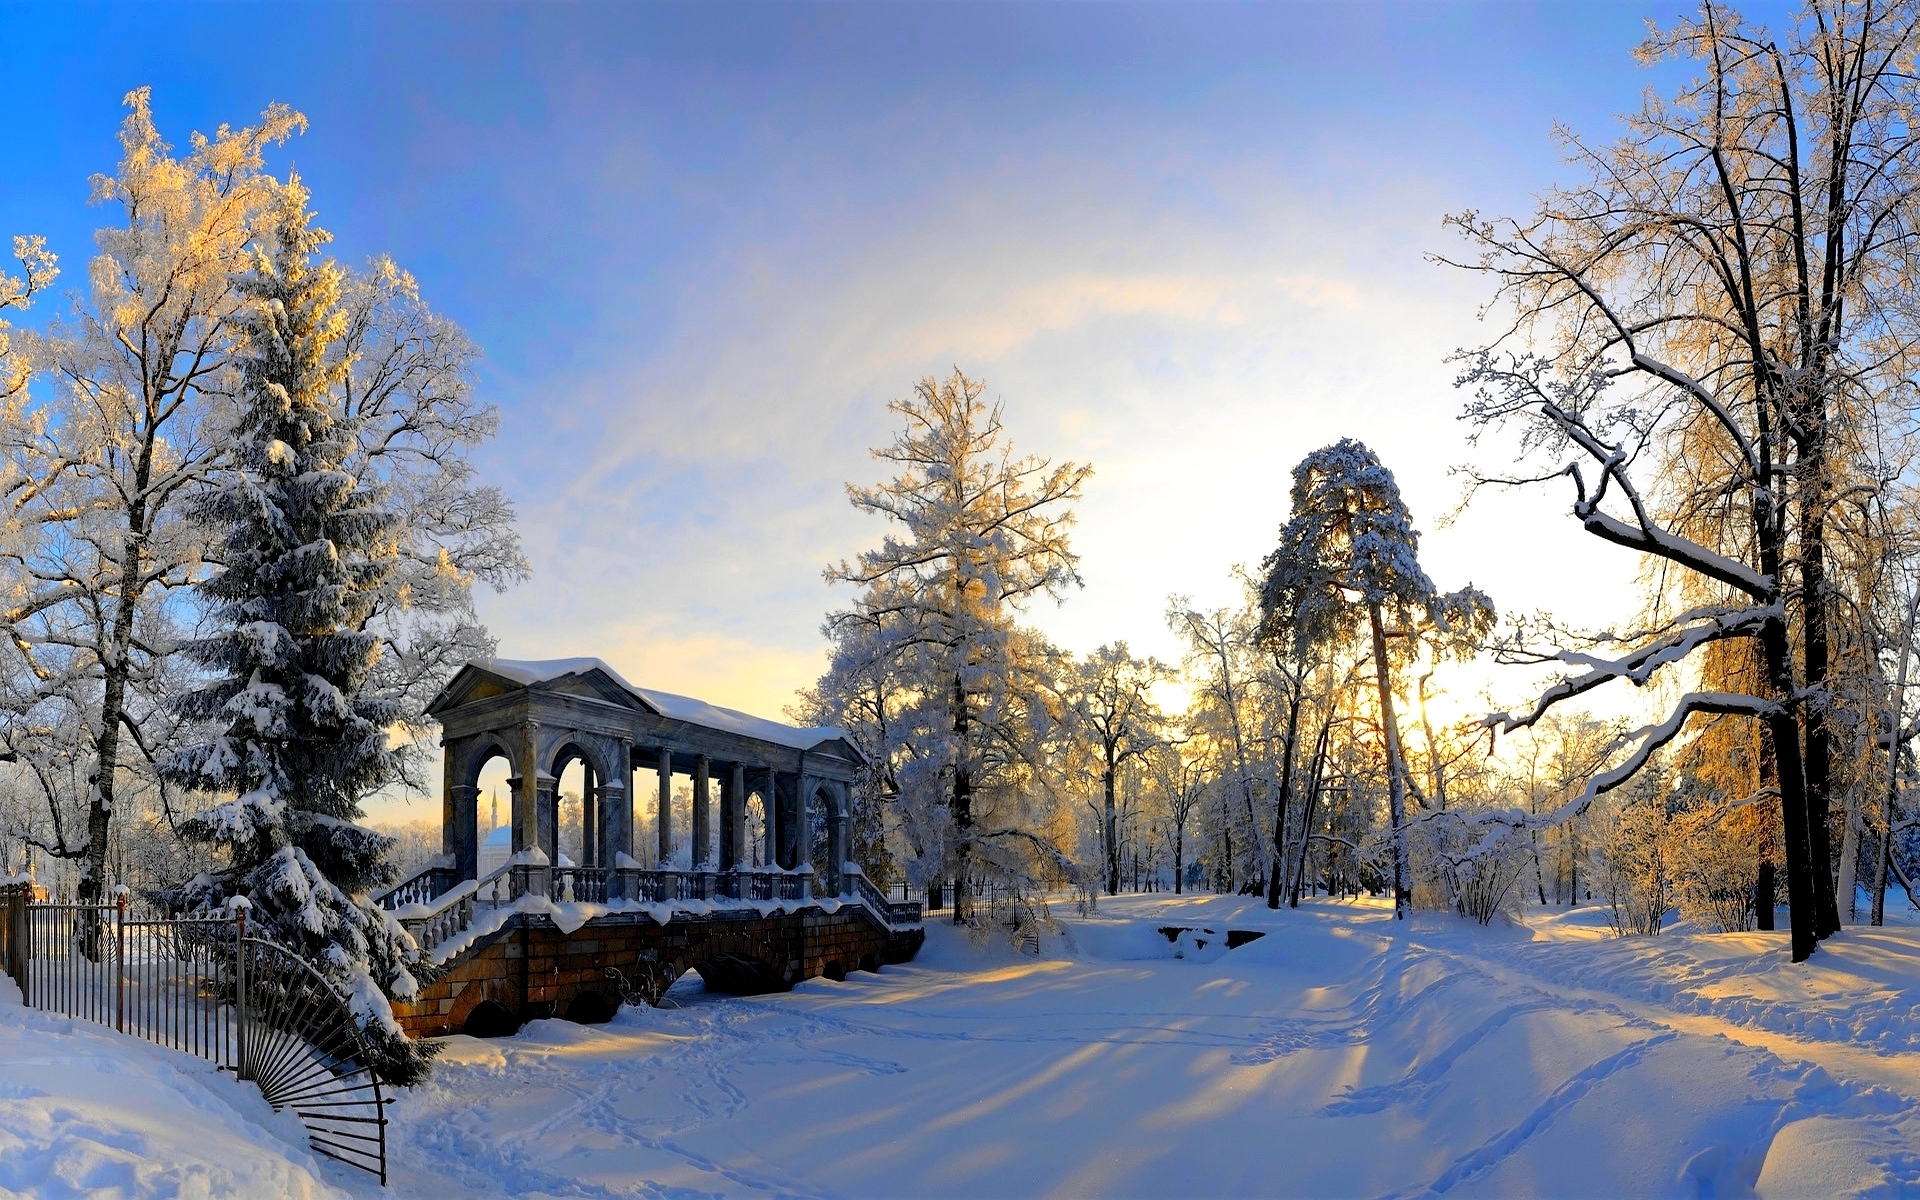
0, 886, 389, 1185
847, 869, 924, 927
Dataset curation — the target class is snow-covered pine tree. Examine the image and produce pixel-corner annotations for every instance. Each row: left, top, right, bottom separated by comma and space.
160, 180, 433, 1084
1260, 439, 1434, 920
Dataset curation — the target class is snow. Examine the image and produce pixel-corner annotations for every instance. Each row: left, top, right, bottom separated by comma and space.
483, 656, 856, 755
0, 975, 345, 1198
13, 896, 1920, 1196
370, 896, 1920, 1196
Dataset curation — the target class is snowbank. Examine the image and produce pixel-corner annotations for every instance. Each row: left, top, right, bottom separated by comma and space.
0, 976, 345, 1198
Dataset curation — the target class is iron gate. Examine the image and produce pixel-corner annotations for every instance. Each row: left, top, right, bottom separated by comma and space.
0, 886, 389, 1184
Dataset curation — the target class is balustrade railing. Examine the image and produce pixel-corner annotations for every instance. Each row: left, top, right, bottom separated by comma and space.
390, 852, 919, 960
372, 857, 457, 912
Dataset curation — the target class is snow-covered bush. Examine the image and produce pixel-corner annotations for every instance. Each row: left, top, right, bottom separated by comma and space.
1669, 808, 1760, 933
1415, 812, 1531, 925
1602, 793, 1674, 937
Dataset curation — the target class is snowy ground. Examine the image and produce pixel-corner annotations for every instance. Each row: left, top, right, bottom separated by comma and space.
0, 976, 343, 1198
9, 897, 1920, 1197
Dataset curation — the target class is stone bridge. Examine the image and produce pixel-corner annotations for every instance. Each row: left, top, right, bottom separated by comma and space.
379, 657, 923, 1038
393, 902, 922, 1038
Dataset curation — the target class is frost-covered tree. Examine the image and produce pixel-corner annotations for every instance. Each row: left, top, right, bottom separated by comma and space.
334, 258, 526, 791
0, 91, 302, 907
1067, 642, 1168, 894
823, 370, 1089, 925
1261, 440, 1454, 919
159, 184, 430, 1083
1447, 1, 1920, 960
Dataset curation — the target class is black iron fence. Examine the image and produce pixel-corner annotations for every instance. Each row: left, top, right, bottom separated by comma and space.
0, 886, 388, 1185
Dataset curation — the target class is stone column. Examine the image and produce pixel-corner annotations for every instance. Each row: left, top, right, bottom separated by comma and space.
692, 756, 711, 868
722, 763, 746, 870
577, 763, 594, 867
444, 736, 479, 881
536, 772, 559, 866
764, 769, 784, 869
450, 783, 480, 882
829, 782, 850, 896
607, 739, 634, 864
793, 772, 816, 889
512, 721, 541, 856
656, 747, 674, 866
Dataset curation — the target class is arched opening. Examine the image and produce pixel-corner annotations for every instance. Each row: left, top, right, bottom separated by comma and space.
474, 751, 514, 878
463, 999, 520, 1039
550, 744, 600, 869
694, 952, 788, 996
809, 785, 833, 867
745, 792, 768, 867
563, 991, 616, 1025
557, 757, 588, 868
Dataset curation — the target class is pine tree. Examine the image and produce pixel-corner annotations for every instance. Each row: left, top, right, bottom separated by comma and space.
160, 181, 433, 1084
1261, 439, 1434, 920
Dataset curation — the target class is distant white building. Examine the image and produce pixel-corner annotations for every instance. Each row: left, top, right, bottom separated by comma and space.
478, 824, 513, 878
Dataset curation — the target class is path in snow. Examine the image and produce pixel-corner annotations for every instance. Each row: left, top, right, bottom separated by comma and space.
355, 896, 1920, 1198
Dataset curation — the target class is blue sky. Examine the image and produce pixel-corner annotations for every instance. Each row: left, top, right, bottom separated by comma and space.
8, 2, 1791, 800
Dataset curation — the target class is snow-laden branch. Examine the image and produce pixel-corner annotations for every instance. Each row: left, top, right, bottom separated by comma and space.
1486, 604, 1779, 733
1431, 692, 1782, 846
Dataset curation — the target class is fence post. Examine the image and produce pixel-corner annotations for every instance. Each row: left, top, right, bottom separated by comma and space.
17, 886, 27, 1003
114, 887, 128, 1034
1, 885, 21, 998
233, 899, 251, 1081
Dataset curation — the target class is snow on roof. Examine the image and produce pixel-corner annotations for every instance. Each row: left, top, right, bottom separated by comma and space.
483, 657, 854, 754
482, 825, 511, 846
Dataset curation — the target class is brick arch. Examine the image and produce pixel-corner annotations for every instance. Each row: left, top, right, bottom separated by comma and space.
393, 908, 923, 1039
652, 927, 795, 1004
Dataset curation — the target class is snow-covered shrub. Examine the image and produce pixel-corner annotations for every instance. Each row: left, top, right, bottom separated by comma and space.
1602, 795, 1673, 937
1415, 812, 1530, 925
1669, 808, 1759, 933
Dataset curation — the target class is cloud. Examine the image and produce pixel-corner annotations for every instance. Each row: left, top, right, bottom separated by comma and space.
471, 123, 1640, 728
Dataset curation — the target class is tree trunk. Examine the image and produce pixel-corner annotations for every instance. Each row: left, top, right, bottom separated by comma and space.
1103, 748, 1119, 895
1756, 859, 1776, 930
1267, 680, 1303, 909
80, 520, 145, 912
1291, 714, 1332, 909
1761, 614, 1819, 962
1297, 721, 1328, 906
952, 671, 971, 926
1837, 789, 1861, 924
1801, 495, 1841, 940
1368, 602, 1411, 919
1872, 587, 1920, 927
